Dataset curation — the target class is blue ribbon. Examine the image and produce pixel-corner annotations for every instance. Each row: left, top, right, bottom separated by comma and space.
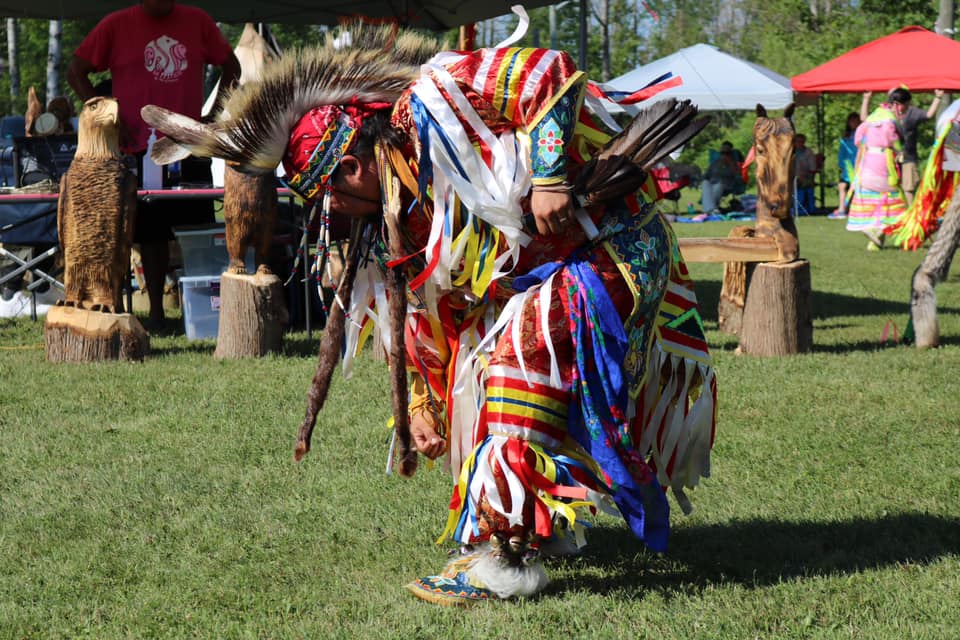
410, 95, 471, 200
513, 252, 670, 551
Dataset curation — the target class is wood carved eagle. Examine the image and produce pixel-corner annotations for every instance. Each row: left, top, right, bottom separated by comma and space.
57, 96, 137, 313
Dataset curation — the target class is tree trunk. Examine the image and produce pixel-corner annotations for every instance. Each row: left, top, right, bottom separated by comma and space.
910, 186, 960, 348
213, 270, 287, 359
45, 305, 150, 362
936, 0, 954, 35
46, 20, 62, 102
738, 260, 813, 356
7, 19, 19, 101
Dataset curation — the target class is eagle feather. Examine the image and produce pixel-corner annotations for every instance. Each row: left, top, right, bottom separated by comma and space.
575, 98, 710, 206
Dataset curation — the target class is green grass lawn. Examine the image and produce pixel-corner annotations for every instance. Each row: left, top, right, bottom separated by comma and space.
2, 217, 959, 638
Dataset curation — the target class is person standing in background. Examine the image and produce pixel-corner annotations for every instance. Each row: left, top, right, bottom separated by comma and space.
861, 87, 944, 206
793, 133, 819, 215
67, 0, 240, 329
829, 112, 860, 219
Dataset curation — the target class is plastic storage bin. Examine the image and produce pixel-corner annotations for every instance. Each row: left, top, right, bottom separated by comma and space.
180, 275, 221, 340
173, 225, 254, 276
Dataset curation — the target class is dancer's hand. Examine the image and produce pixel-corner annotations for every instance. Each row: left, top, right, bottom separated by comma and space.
531, 187, 575, 235
411, 413, 446, 460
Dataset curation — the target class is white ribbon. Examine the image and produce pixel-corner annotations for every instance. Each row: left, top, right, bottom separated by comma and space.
489, 439, 526, 525
493, 5, 530, 48
538, 270, 563, 389
583, 90, 626, 133
410, 63, 532, 291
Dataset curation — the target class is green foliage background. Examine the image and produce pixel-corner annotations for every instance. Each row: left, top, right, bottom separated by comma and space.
0, 1, 946, 187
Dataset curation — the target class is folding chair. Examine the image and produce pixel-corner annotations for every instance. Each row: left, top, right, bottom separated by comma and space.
0, 199, 63, 319
0, 132, 78, 318
11, 134, 77, 188
650, 165, 690, 213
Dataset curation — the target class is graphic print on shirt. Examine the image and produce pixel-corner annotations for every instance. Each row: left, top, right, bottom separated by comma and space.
144, 35, 188, 82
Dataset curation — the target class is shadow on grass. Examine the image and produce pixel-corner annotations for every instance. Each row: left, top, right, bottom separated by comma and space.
283, 334, 322, 358
694, 278, 960, 322
810, 334, 960, 354
693, 278, 960, 353
559, 513, 960, 597
148, 340, 216, 356
150, 334, 327, 358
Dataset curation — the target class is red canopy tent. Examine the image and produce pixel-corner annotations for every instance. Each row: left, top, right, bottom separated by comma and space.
791, 26, 960, 211
792, 26, 960, 94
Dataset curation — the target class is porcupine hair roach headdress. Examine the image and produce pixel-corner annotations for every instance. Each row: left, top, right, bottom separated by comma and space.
142, 24, 446, 478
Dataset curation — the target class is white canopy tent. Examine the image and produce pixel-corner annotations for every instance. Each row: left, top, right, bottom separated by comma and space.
604, 43, 795, 112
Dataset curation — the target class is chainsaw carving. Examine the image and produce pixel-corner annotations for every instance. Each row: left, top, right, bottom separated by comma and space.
57, 96, 137, 312
720, 103, 798, 333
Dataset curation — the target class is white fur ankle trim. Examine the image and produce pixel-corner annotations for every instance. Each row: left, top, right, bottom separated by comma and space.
467, 553, 548, 599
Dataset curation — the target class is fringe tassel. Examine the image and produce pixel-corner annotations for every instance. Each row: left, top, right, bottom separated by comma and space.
439, 435, 609, 545
635, 342, 717, 514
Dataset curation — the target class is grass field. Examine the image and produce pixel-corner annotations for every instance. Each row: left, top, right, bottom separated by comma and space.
2, 216, 959, 639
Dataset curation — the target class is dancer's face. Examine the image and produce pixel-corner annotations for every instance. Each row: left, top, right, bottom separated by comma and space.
327, 154, 382, 219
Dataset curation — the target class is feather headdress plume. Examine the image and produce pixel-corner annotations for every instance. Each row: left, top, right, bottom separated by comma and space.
142, 24, 446, 171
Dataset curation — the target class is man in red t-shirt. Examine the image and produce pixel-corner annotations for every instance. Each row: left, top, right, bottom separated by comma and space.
67, 0, 241, 329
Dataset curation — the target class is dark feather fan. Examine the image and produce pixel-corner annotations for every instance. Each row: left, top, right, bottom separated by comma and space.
574, 98, 710, 207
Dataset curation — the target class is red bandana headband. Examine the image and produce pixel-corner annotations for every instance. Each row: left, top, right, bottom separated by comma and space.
282, 102, 391, 203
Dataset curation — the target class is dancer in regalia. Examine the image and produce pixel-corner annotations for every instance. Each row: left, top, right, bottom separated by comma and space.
143, 24, 718, 605
847, 104, 908, 249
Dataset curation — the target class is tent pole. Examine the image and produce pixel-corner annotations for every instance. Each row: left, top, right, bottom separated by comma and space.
579, 0, 588, 70
817, 95, 825, 212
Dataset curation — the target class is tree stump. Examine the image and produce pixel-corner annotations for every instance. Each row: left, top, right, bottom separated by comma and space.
45, 305, 150, 362
213, 270, 288, 359
738, 259, 813, 356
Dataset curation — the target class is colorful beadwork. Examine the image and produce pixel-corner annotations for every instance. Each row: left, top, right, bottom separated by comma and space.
405, 571, 499, 606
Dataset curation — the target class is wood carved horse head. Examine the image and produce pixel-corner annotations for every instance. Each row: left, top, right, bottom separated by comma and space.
753, 103, 798, 261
